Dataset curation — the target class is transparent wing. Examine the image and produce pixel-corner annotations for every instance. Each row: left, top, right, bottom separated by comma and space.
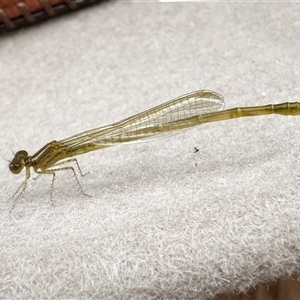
59, 90, 225, 149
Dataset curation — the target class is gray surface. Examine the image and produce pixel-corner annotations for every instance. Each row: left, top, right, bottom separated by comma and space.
1, 2, 300, 299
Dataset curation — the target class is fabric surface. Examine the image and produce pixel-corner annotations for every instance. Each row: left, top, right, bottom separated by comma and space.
0, 2, 300, 299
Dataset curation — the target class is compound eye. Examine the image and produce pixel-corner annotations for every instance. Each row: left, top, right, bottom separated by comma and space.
9, 162, 23, 174
9, 150, 28, 174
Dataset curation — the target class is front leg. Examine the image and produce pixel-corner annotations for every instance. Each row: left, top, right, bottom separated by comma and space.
10, 167, 31, 212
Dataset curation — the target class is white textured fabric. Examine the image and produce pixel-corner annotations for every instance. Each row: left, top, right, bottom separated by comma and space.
1, 2, 300, 299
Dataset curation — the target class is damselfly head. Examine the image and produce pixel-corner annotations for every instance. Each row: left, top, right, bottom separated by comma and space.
9, 150, 29, 174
